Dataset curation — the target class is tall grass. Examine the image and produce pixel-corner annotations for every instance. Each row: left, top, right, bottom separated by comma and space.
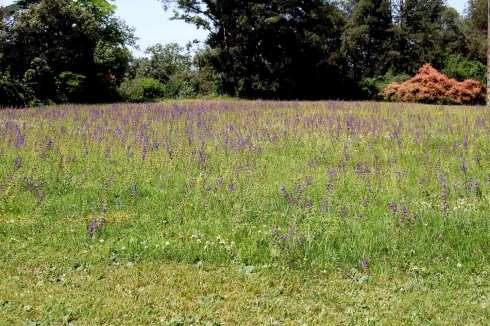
1, 101, 489, 275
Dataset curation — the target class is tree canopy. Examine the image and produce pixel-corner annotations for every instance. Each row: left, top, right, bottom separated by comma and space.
0, 0, 487, 105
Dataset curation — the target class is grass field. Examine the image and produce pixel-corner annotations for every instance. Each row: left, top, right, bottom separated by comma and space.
1, 100, 490, 324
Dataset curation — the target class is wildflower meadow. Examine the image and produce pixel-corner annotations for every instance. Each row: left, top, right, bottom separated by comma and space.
1, 101, 490, 324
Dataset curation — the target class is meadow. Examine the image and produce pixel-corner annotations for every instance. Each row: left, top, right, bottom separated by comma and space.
1, 100, 490, 324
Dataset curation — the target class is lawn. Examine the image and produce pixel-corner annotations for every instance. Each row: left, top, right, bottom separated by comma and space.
1, 101, 489, 324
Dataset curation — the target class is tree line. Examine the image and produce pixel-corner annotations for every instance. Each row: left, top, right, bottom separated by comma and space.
0, 0, 487, 106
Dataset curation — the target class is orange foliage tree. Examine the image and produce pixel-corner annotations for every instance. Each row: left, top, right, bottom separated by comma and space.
384, 64, 483, 104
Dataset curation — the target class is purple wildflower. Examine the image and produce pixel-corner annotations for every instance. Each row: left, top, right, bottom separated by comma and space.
389, 202, 398, 213
296, 234, 306, 246
363, 197, 370, 206
130, 183, 139, 196
361, 258, 369, 272
87, 217, 105, 239
321, 199, 328, 212
46, 137, 53, 150
281, 185, 287, 198
13, 156, 22, 170
401, 205, 408, 223
327, 168, 337, 178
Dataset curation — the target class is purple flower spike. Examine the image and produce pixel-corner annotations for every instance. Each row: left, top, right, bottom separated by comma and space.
87, 218, 99, 239
389, 202, 398, 213
361, 258, 369, 272
13, 156, 22, 170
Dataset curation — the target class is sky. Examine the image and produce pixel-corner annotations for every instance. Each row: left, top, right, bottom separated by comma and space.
0, 0, 469, 57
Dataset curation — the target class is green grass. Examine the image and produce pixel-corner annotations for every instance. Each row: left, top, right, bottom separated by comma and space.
1, 100, 490, 323
1, 241, 489, 325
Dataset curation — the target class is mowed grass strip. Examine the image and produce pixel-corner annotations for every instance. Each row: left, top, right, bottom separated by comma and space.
1, 258, 489, 325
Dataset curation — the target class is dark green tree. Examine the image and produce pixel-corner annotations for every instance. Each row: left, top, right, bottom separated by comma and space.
0, 0, 136, 104
1, 0, 102, 103
438, 6, 466, 56
160, 0, 347, 99
341, 0, 393, 79
461, 0, 487, 64
390, 0, 447, 74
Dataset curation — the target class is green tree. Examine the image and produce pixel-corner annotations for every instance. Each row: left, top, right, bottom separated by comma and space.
1, 0, 102, 103
438, 6, 466, 56
0, 0, 136, 104
143, 43, 192, 83
160, 0, 347, 99
341, 0, 393, 79
461, 0, 487, 64
125, 43, 208, 99
390, 0, 447, 74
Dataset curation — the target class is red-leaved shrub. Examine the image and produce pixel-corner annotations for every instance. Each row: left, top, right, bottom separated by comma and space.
383, 64, 483, 104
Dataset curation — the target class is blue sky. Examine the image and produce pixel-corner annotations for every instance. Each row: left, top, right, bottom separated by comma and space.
0, 0, 469, 57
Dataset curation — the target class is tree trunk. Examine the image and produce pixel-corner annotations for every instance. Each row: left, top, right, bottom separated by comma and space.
487, 0, 490, 105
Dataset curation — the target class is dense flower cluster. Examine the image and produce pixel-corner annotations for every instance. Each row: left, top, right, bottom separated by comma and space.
384, 64, 483, 104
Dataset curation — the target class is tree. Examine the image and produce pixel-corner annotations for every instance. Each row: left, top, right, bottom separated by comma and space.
0, 0, 102, 103
143, 43, 192, 83
0, 0, 137, 104
341, 0, 393, 79
438, 6, 466, 56
390, 0, 447, 74
160, 0, 348, 99
461, 0, 487, 64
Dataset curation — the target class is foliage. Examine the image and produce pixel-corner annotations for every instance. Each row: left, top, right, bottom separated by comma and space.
390, 0, 448, 74
461, 0, 487, 64
359, 70, 411, 100
341, 0, 393, 79
0, 0, 136, 106
442, 54, 486, 85
160, 0, 347, 99
124, 43, 207, 100
117, 77, 165, 102
0, 0, 487, 103
143, 43, 191, 83
55, 71, 86, 103
384, 64, 483, 104
0, 0, 102, 104
0, 73, 34, 107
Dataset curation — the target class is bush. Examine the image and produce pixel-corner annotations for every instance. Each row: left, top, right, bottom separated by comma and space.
0, 73, 35, 108
55, 71, 86, 103
442, 55, 486, 85
360, 70, 411, 100
162, 75, 196, 99
118, 77, 165, 102
384, 64, 483, 105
